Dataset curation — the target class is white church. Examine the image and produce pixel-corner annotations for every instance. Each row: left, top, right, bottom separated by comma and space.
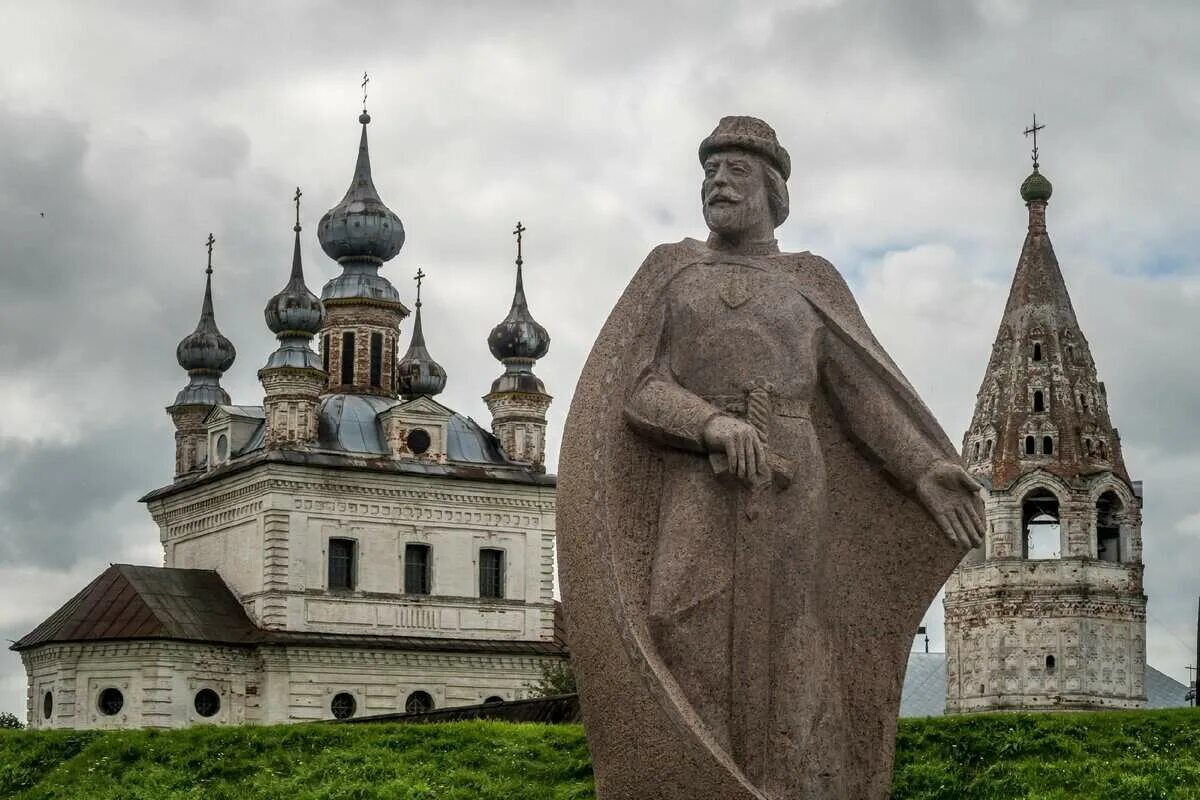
13, 105, 564, 729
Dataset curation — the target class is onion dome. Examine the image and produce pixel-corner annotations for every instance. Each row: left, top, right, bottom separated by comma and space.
1020, 166, 1053, 204
488, 222, 550, 363
263, 190, 325, 370
318, 110, 405, 265
174, 234, 235, 406
398, 268, 447, 398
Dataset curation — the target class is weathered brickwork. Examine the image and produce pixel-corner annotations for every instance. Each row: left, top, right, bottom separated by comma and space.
945, 176, 1146, 714
167, 405, 209, 477
321, 301, 407, 397
484, 391, 552, 468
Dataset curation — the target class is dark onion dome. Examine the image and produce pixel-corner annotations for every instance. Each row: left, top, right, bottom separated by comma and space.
177, 265, 236, 375
318, 111, 405, 264
397, 276, 447, 397
265, 222, 325, 338
488, 257, 550, 363
1020, 166, 1053, 204
174, 246, 235, 406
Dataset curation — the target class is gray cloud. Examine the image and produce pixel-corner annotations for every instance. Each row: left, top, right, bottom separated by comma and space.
1, 0, 1199, 716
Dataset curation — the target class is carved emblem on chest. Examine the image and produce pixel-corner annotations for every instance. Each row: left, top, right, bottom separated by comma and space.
718, 264, 752, 308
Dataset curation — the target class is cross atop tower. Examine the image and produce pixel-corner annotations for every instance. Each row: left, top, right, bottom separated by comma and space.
1024, 113, 1045, 169
205, 233, 215, 275
362, 71, 370, 113
513, 220, 526, 267
293, 186, 303, 231
414, 267, 426, 307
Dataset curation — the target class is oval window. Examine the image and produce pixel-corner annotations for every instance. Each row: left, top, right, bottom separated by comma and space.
484, 696, 505, 705
43, 691, 53, 720
194, 688, 220, 718
331, 692, 356, 720
215, 433, 229, 462
406, 428, 432, 455
98, 687, 124, 716
405, 690, 434, 714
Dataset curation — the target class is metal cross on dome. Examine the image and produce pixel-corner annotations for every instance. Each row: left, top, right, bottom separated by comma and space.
513, 220, 526, 267
1024, 113, 1046, 168
414, 267, 426, 307
293, 186, 303, 230
205, 233, 215, 275
362, 71, 369, 113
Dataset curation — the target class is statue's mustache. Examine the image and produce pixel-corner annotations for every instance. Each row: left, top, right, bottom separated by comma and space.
705, 191, 741, 206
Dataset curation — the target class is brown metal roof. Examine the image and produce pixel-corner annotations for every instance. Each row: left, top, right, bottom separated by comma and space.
11, 564, 260, 650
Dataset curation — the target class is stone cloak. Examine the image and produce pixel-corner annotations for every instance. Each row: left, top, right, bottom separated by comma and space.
558, 238, 966, 800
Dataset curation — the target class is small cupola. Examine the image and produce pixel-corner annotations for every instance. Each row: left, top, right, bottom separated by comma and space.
397, 268, 447, 398
174, 233, 236, 406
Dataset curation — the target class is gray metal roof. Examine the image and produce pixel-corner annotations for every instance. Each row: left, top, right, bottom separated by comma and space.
898, 652, 1192, 717
316, 393, 397, 453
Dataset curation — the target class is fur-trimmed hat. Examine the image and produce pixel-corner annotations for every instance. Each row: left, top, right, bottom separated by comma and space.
698, 116, 791, 180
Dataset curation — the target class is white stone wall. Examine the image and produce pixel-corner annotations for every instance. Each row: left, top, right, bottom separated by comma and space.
147, 462, 557, 643
21, 640, 561, 729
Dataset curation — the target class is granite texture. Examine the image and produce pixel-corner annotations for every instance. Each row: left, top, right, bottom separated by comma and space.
558, 117, 984, 799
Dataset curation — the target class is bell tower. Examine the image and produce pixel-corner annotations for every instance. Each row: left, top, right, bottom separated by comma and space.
944, 119, 1146, 713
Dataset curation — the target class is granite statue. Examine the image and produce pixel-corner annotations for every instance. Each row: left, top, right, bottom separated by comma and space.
557, 116, 985, 799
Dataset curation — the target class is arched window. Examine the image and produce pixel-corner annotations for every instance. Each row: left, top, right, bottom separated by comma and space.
1067, 345, 1074, 362
986, 439, 994, 458
1045, 655, 1056, 670
1032, 343, 1042, 361
1024, 436, 1035, 455
1042, 436, 1053, 455
1080, 393, 1088, 413
1022, 488, 1060, 560
369, 332, 384, 388
405, 691, 434, 714
484, 696, 505, 705
1096, 491, 1123, 563
973, 442, 980, 460
1033, 390, 1045, 412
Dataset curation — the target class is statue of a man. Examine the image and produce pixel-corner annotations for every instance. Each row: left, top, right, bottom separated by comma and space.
558, 117, 984, 800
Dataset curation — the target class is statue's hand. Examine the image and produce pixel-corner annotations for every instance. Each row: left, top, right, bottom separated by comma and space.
703, 415, 767, 482
915, 461, 986, 549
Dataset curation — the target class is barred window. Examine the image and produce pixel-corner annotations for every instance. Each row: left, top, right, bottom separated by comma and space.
404, 544, 431, 595
331, 692, 356, 719
194, 688, 220, 718
369, 332, 383, 388
479, 548, 505, 599
405, 691, 434, 714
98, 688, 123, 716
329, 538, 355, 590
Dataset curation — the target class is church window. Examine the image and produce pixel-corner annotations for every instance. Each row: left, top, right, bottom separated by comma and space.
194, 688, 220, 718
406, 428, 432, 455
42, 691, 52, 720
986, 439, 993, 458
369, 332, 383, 388
1080, 393, 1088, 413
323, 333, 330, 374
1033, 390, 1045, 412
98, 688, 124, 716
405, 691, 434, 714
1032, 343, 1042, 361
328, 538, 356, 591
330, 692, 356, 719
1042, 436, 1053, 455
404, 543, 431, 595
1098, 441, 1107, 458
484, 696, 505, 705
1024, 436, 1035, 455
341, 332, 355, 385
972, 442, 980, 460
1096, 491, 1123, 563
479, 548, 505, 599
1045, 655, 1056, 670
1022, 488, 1060, 560
1067, 345, 1075, 362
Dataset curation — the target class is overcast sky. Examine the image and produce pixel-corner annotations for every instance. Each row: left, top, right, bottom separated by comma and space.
2, 0, 1199, 717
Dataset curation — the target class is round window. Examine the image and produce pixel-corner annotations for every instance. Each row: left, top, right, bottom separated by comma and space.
98, 687, 124, 716
194, 688, 220, 718
43, 691, 53, 719
215, 433, 229, 462
405, 690, 434, 714
484, 696, 505, 705
330, 692, 356, 720
406, 428, 431, 455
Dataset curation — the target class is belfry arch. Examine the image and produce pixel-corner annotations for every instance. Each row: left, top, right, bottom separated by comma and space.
1021, 488, 1060, 560
1095, 490, 1124, 563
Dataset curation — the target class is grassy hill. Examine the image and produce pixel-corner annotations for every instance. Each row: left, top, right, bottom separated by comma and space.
1, 709, 1199, 799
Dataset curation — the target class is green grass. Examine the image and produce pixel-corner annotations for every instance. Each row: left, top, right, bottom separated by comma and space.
0, 709, 1198, 799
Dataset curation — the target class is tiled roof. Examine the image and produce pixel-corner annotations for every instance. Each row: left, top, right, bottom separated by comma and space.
11, 564, 260, 650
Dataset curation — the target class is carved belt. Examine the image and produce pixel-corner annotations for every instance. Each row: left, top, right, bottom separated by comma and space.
702, 394, 810, 420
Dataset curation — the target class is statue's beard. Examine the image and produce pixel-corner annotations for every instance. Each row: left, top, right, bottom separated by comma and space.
703, 194, 772, 239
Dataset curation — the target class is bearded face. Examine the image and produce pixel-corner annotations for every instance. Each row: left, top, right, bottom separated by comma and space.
701, 149, 774, 239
